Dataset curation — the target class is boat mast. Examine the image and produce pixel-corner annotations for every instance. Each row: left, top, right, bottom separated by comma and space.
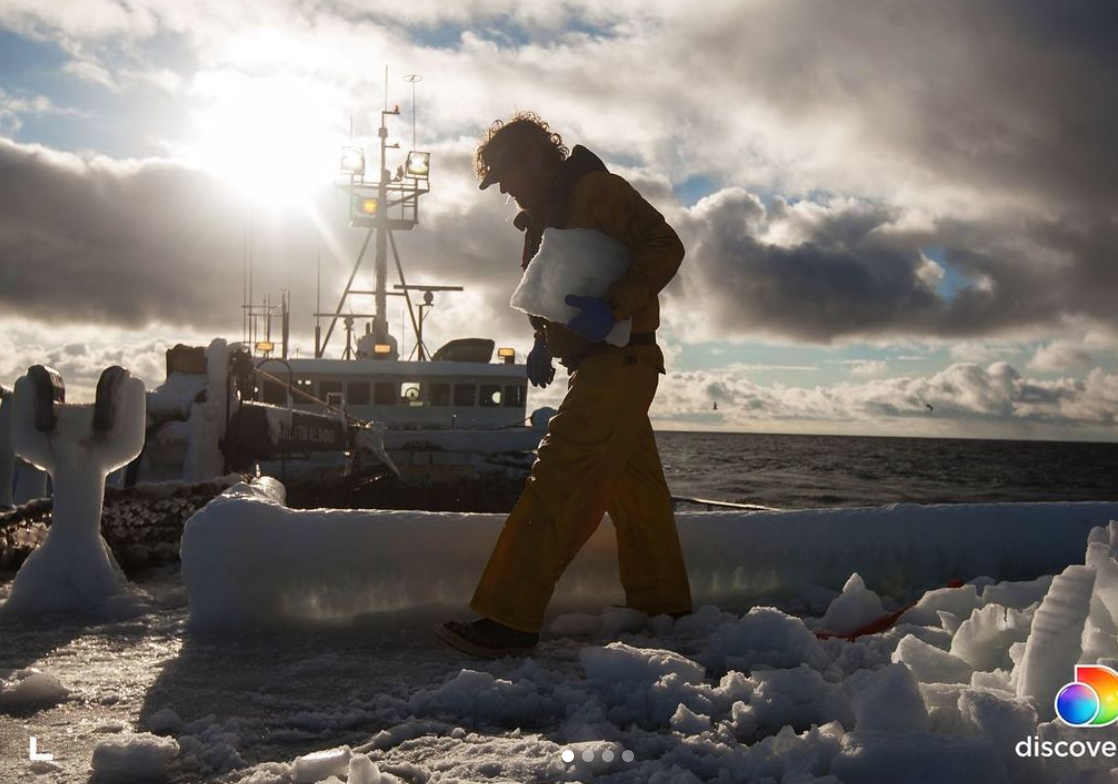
317, 69, 440, 359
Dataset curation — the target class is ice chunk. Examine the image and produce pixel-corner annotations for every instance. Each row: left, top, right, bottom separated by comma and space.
830, 731, 1009, 784
581, 642, 705, 685
648, 766, 703, 784
937, 610, 963, 636
971, 669, 1014, 692
1082, 593, 1118, 663
670, 704, 712, 734
708, 670, 756, 714
982, 575, 1054, 610
91, 732, 180, 783
1015, 564, 1096, 721
408, 669, 556, 727
1086, 531, 1118, 626
346, 755, 382, 784
600, 606, 648, 635
957, 689, 1038, 783
846, 663, 929, 733
950, 604, 1032, 672
672, 604, 730, 636
509, 227, 633, 346
818, 573, 885, 635
702, 607, 829, 673
899, 584, 982, 628
732, 665, 853, 738
0, 667, 70, 708
292, 746, 351, 784
892, 634, 973, 684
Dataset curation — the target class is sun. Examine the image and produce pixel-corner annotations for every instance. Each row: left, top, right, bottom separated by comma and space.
185, 70, 343, 210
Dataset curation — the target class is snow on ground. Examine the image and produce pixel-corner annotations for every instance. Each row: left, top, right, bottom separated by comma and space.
5, 482, 1118, 781
0, 667, 70, 708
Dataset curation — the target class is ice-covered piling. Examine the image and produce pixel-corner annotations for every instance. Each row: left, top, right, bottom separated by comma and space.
1, 366, 146, 616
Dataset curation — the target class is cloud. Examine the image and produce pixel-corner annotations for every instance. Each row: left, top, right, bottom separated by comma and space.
2, 0, 1117, 356
0, 88, 84, 135
1028, 341, 1094, 373
651, 361, 1118, 439
0, 139, 251, 331
836, 360, 888, 378
0, 322, 176, 401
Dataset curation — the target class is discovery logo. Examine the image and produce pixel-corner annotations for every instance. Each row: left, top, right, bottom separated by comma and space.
1055, 664, 1118, 727
1016, 665, 1118, 760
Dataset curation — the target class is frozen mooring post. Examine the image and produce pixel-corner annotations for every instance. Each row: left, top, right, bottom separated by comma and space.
1, 365, 146, 616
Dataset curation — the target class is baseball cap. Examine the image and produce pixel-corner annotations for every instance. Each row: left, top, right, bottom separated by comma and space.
477, 119, 551, 190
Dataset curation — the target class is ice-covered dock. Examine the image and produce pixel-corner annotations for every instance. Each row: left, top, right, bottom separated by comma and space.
181, 478, 1118, 628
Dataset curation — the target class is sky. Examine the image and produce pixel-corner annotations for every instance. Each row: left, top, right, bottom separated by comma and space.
1, 0, 1117, 440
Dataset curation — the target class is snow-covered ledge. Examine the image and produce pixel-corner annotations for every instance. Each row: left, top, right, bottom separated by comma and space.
180, 477, 1118, 629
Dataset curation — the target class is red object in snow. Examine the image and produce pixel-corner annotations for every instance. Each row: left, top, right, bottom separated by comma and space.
814, 579, 965, 642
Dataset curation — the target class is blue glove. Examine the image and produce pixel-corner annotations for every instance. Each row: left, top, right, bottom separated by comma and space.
526, 337, 556, 388
564, 295, 616, 343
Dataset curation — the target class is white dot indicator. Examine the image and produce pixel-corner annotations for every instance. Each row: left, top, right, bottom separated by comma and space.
561, 749, 574, 763
602, 749, 615, 762
582, 750, 595, 762
622, 749, 635, 763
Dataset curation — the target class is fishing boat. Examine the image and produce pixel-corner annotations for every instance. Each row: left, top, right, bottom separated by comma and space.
132, 89, 551, 497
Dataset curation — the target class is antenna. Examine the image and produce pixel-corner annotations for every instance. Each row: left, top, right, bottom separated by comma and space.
315, 250, 322, 358
242, 222, 248, 344
383, 65, 388, 112
248, 223, 254, 348
404, 73, 422, 151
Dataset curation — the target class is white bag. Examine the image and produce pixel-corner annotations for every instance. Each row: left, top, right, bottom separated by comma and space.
509, 228, 633, 347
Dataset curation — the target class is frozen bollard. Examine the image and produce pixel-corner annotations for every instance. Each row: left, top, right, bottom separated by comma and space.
1, 365, 147, 616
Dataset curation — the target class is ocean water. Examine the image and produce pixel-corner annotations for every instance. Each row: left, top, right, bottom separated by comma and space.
656, 431, 1118, 509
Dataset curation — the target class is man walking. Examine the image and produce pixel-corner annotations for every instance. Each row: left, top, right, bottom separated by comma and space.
437, 112, 692, 658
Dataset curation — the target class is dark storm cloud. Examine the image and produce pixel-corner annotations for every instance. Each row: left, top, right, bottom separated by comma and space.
682, 0, 1118, 215
0, 139, 247, 330
0, 138, 543, 343
673, 187, 1103, 343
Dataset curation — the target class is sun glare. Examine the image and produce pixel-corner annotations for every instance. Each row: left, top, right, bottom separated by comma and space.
186, 70, 343, 210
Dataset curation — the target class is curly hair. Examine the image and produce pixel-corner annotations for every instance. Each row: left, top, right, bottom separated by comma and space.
475, 111, 569, 182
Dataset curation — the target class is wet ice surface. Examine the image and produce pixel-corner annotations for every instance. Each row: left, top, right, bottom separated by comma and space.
0, 566, 477, 783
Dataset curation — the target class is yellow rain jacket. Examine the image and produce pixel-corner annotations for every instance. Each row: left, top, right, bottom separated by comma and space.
471, 146, 692, 632
517, 146, 684, 372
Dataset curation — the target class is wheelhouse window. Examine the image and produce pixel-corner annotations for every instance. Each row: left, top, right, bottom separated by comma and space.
374, 382, 397, 405
429, 383, 451, 406
504, 384, 526, 408
347, 381, 370, 405
480, 384, 502, 407
319, 380, 342, 401
453, 384, 476, 407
